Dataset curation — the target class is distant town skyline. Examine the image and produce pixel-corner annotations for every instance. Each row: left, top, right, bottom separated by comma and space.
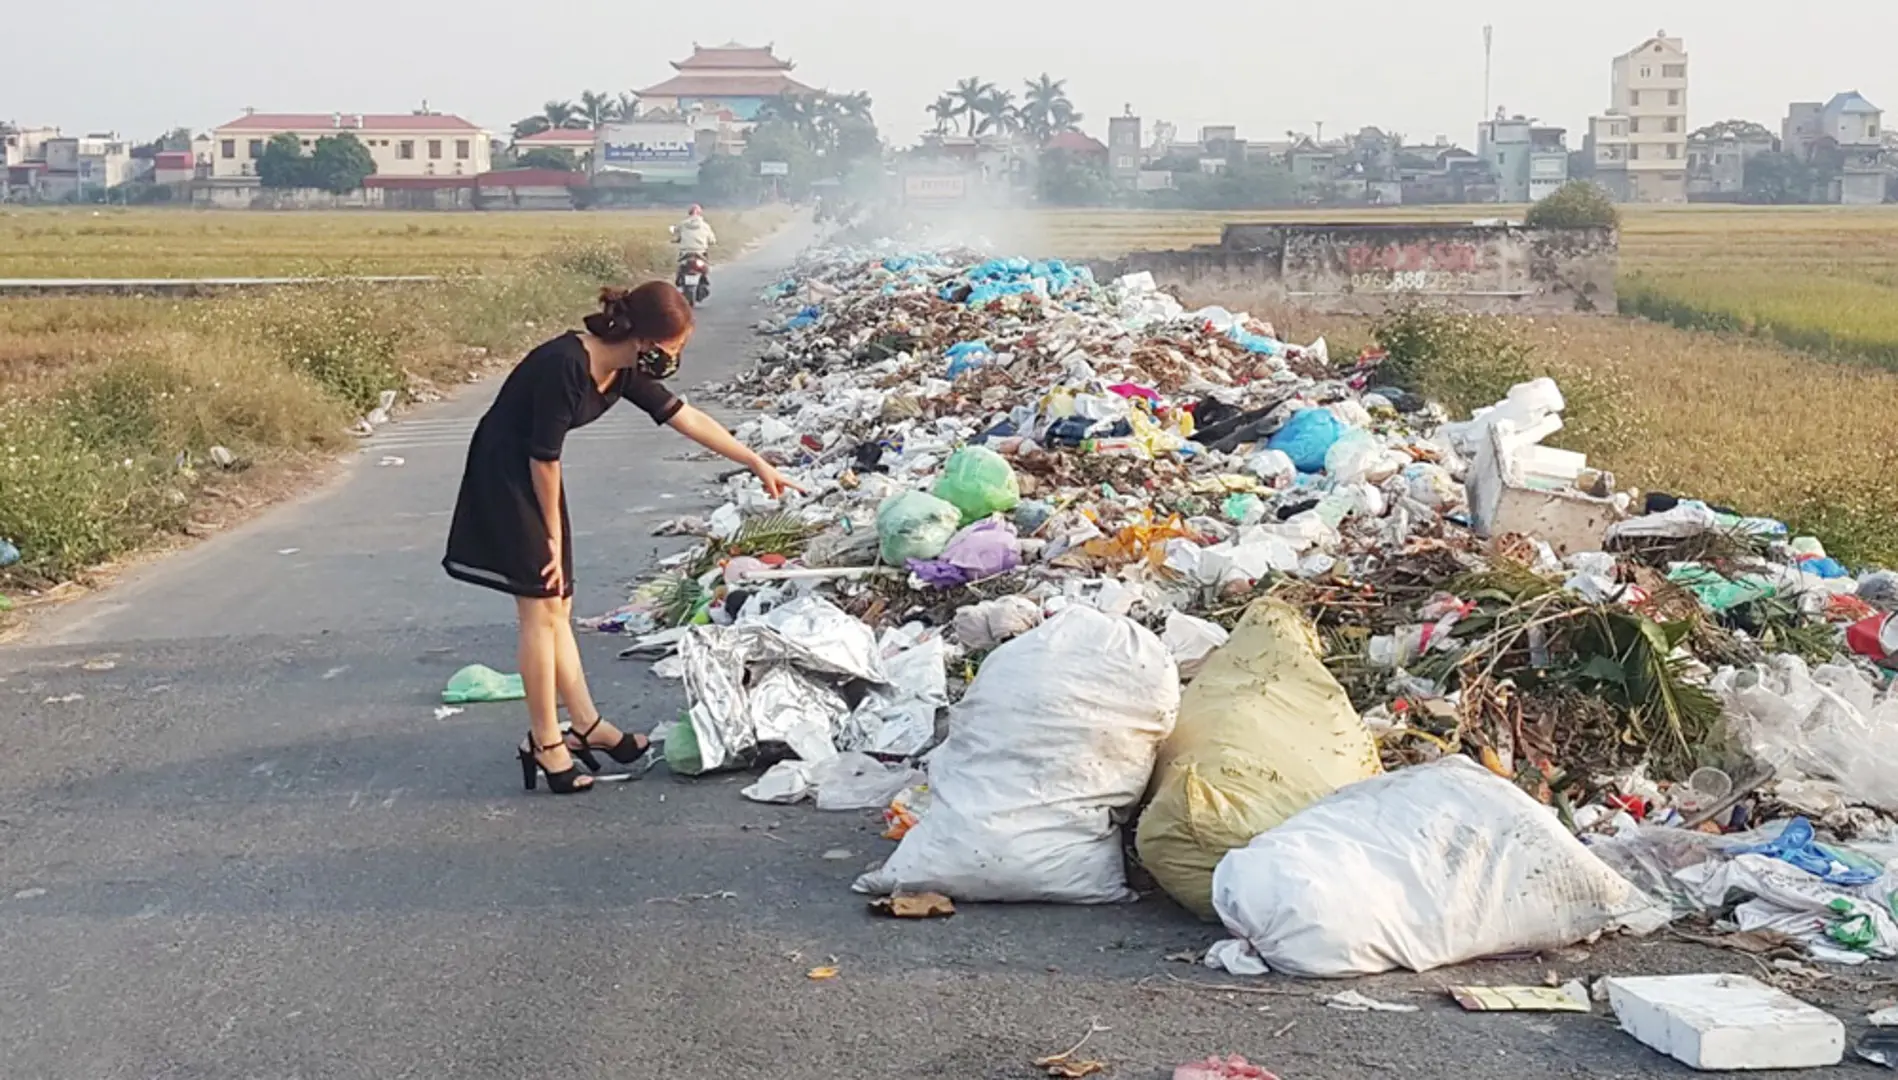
7, 1, 1896, 149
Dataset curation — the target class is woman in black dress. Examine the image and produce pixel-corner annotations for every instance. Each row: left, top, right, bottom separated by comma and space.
444, 282, 798, 794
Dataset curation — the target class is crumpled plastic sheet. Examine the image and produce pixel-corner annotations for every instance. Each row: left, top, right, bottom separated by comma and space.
746, 664, 849, 765
679, 595, 888, 772
1710, 655, 1898, 814
837, 625, 948, 757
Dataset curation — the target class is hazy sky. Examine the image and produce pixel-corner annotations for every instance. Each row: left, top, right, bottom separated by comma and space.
8, 2, 1897, 148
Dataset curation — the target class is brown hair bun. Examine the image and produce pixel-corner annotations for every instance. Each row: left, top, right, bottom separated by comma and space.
583, 281, 694, 344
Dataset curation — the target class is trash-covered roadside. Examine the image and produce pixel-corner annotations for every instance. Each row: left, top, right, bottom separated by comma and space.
599, 238, 1898, 980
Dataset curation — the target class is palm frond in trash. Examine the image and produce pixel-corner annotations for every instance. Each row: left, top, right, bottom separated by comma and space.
726, 512, 824, 559
1566, 608, 1721, 775
644, 571, 707, 627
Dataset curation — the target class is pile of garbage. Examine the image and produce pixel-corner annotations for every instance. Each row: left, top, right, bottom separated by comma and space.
601, 240, 1898, 979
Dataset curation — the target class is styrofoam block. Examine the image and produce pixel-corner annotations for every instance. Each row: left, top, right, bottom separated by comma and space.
1606, 974, 1844, 1071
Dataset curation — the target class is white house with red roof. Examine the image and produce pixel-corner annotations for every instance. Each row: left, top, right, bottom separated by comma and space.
208, 108, 492, 180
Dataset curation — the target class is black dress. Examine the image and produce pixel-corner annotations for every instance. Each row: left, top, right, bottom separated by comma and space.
444, 332, 683, 599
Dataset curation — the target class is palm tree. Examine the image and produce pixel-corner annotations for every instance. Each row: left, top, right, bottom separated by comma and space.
578, 90, 615, 129
542, 100, 581, 130
927, 96, 958, 136
950, 77, 994, 136
616, 92, 640, 122
973, 88, 1018, 137
1020, 74, 1068, 144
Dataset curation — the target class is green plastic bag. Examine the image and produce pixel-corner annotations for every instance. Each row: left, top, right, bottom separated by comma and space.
666, 714, 705, 776
442, 664, 525, 704
933, 447, 1021, 526
876, 490, 962, 563
1667, 564, 1776, 613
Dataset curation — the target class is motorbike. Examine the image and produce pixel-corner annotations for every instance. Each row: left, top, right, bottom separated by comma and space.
676, 252, 710, 306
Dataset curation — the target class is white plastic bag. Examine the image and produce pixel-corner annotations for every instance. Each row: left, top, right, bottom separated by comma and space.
742, 752, 925, 811
951, 595, 1044, 650
1711, 655, 1898, 813
854, 607, 1181, 903
1162, 612, 1229, 681
1209, 757, 1665, 977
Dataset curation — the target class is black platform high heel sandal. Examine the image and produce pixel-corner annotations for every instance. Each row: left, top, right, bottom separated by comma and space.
567, 716, 655, 774
516, 736, 594, 794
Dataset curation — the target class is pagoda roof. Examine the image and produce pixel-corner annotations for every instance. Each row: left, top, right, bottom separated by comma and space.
636, 73, 814, 98
672, 43, 794, 72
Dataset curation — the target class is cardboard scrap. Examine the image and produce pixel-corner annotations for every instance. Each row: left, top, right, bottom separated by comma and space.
871, 891, 956, 919
1449, 985, 1591, 1013
1037, 1059, 1106, 1078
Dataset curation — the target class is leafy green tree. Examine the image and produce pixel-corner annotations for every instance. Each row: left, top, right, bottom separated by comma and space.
1525, 179, 1620, 229
697, 153, 758, 202
1743, 152, 1817, 204
1035, 148, 1112, 205
835, 118, 882, 161
256, 133, 311, 188
308, 133, 375, 194
512, 116, 552, 141
517, 147, 579, 172
742, 119, 820, 194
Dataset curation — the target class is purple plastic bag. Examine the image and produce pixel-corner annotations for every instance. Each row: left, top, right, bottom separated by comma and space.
906, 520, 1021, 589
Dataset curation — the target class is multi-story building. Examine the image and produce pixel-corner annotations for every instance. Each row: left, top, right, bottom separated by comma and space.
1587, 31, 1689, 202
1783, 92, 1884, 204
1107, 111, 1142, 188
1686, 123, 1777, 198
3, 124, 62, 166
39, 134, 135, 201
207, 110, 492, 180
633, 43, 813, 124
1476, 113, 1570, 202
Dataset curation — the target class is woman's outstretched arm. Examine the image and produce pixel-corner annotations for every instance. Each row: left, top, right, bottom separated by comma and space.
666, 404, 803, 499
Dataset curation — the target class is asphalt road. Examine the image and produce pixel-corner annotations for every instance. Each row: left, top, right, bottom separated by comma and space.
2, 230, 1889, 1080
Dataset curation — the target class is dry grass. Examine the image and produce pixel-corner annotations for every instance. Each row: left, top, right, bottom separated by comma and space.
0, 207, 790, 589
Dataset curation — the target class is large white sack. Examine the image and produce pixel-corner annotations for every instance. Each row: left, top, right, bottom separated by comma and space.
854, 607, 1180, 903
1210, 756, 1666, 977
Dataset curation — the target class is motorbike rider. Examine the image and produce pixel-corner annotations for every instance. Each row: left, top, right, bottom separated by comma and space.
669, 205, 716, 296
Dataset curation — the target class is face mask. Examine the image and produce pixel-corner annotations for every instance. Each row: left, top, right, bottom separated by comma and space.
636, 346, 680, 381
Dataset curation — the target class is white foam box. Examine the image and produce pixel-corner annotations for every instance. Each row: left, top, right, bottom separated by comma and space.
1605, 973, 1844, 1071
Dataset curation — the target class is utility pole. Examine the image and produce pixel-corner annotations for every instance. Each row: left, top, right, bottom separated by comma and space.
1315, 120, 1325, 144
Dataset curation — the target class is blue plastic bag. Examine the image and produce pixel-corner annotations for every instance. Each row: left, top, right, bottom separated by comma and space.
1266, 409, 1346, 474
1730, 817, 1882, 886
945, 340, 994, 379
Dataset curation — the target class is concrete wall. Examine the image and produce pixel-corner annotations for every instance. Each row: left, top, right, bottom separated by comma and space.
1103, 222, 1618, 315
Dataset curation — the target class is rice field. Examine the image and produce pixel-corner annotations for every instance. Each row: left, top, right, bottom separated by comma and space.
0, 208, 711, 279
1005, 204, 1898, 372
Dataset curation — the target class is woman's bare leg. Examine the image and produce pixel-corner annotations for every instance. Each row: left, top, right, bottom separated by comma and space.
553, 596, 644, 752
518, 595, 589, 785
